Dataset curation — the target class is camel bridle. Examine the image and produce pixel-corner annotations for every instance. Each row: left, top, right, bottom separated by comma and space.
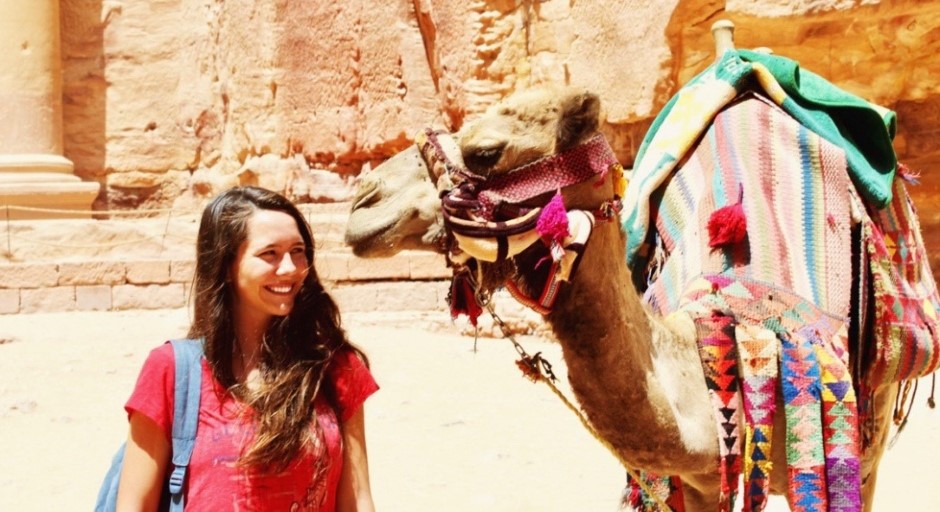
414, 128, 626, 322
412, 128, 675, 511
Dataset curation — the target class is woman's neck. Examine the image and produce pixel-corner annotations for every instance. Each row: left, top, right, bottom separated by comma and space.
233, 311, 269, 382
234, 305, 269, 349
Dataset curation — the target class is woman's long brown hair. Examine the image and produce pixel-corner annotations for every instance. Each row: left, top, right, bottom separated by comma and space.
188, 186, 364, 471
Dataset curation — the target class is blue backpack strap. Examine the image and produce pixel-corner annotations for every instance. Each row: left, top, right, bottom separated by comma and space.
166, 338, 204, 511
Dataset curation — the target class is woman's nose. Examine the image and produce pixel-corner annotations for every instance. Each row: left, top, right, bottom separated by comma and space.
276, 253, 297, 274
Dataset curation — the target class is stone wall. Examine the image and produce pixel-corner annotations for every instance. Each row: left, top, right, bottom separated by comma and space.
0, 204, 452, 315
56, 1, 940, 273
0, 254, 451, 316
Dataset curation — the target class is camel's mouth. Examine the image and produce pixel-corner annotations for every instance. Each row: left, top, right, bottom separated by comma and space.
344, 220, 401, 257
344, 144, 445, 257
345, 208, 416, 257
345, 215, 444, 258
345, 179, 447, 257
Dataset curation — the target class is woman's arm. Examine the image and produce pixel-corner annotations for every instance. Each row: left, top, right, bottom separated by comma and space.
336, 407, 376, 512
115, 412, 171, 512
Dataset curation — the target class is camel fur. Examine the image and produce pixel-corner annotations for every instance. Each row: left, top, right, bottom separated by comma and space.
344, 85, 901, 511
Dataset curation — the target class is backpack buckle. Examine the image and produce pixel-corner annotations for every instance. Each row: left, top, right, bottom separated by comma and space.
167, 465, 186, 494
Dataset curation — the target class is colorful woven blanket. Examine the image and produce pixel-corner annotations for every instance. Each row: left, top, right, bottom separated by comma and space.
623, 92, 862, 512
621, 69, 940, 511
643, 93, 855, 318
622, 49, 898, 268
861, 178, 940, 391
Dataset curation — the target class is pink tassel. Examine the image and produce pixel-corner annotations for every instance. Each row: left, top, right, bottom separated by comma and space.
537, 191, 569, 261
707, 186, 747, 249
898, 162, 921, 185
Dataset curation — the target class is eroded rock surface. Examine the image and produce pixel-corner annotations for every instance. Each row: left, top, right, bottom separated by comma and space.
58, 0, 940, 270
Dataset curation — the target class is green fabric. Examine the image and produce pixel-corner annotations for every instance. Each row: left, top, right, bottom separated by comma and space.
625, 49, 899, 268
738, 49, 897, 208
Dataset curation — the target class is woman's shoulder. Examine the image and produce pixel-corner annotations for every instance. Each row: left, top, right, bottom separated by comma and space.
140, 340, 201, 375
144, 341, 177, 366
131, 341, 181, 391
125, 340, 184, 435
326, 345, 378, 421
330, 345, 367, 371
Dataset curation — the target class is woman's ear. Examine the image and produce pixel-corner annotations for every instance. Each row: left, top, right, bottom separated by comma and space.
226, 261, 236, 284
556, 90, 600, 151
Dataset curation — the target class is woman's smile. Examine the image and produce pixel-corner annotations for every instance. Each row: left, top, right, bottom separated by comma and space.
231, 209, 310, 325
265, 283, 296, 295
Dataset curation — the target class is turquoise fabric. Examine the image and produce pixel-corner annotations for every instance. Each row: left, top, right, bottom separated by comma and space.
739, 49, 897, 208
625, 49, 898, 268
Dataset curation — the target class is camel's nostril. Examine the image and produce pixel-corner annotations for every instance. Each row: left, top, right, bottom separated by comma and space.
351, 179, 382, 210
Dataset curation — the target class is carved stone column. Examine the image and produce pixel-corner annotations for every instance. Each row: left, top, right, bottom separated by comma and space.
0, 0, 99, 219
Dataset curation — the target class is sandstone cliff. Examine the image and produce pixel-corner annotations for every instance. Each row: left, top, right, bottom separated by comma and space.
59, 0, 940, 267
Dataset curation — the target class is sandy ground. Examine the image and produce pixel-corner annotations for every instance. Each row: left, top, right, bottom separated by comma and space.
1, 308, 938, 512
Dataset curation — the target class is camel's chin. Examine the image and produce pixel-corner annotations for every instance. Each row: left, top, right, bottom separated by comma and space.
345, 210, 401, 253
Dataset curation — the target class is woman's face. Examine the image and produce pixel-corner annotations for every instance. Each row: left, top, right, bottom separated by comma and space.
230, 209, 310, 326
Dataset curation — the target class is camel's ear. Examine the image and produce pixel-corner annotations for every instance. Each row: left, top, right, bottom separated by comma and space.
557, 91, 600, 151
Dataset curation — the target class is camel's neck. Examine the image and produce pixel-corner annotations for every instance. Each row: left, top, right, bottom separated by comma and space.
548, 220, 651, 364
544, 219, 717, 472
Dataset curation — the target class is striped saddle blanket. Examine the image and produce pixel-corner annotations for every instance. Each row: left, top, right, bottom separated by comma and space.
621, 91, 940, 512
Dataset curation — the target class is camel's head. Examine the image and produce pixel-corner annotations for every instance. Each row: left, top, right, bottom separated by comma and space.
344, 85, 609, 258
345, 85, 624, 321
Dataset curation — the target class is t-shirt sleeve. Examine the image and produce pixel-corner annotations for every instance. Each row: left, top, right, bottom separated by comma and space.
124, 342, 175, 441
328, 347, 379, 423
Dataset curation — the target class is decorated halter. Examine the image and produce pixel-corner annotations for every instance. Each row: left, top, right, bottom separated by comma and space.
415, 128, 627, 325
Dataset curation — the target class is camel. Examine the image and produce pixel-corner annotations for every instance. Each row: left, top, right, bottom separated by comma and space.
343, 81, 922, 511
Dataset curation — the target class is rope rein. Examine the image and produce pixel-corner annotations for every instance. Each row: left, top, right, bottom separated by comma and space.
485, 303, 674, 512
425, 129, 672, 510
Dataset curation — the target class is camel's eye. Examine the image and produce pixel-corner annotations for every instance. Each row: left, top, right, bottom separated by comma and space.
464, 144, 505, 173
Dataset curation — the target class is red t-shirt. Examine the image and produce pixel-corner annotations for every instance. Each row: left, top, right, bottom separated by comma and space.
125, 343, 378, 512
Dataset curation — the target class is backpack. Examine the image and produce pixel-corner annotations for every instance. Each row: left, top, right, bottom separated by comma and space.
94, 339, 204, 512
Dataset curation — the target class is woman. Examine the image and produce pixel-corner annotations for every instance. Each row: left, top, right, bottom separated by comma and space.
116, 186, 378, 511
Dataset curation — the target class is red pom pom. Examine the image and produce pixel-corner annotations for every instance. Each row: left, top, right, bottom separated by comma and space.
707, 193, 747, 249
449, 273, 482, 326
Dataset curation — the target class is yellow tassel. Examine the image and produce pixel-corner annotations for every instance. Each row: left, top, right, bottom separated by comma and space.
610, 162, 628, 198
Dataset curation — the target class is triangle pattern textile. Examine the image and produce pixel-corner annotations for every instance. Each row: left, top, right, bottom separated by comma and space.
693, 313, 741, 511
622, 472, 685, 512
813, 328, 863, 511
677, 276, 861, 511
735, 324, 779, 512
781, 331, 829, 512
862, 178, 940, 392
